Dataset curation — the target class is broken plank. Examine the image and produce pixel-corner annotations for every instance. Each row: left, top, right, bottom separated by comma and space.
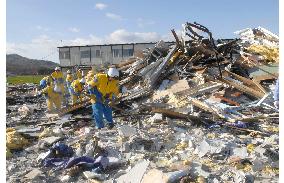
220, 78, 265, 99
223, 70, 266, 94
223, 124, 270, 136
58, 100, 91, 116
151, 107, 214, 125
175, 82, 223, 98
252, 78, 267, 94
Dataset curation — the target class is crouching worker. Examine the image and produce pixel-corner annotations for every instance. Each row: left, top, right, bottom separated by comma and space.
88, 67, 119, 129
70, 78, 85, 104
39, 76, 51, 90
38, 81, 62, 112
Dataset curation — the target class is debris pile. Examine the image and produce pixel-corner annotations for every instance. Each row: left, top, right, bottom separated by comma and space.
6, 21, 279, 182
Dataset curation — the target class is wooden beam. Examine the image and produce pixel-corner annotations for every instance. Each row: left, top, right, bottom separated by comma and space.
220, 78, 265, 99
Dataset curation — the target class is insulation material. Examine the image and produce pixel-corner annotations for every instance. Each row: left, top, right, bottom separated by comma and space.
6, 128, 29, 150
247, 45, 279, 62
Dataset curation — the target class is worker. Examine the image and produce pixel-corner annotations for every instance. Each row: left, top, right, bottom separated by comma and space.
76, 68, 83, 80
86, 70, 95, 83
70, 78, 86, 104
64, 70, 73, 106
38, 81, 62, 112
51, 67, 65, 106
98, 66, 106, 74
66, 70, 73, 89
39, 76, 51, 90
273, 78, 279, 108
51, 67, 64, 91
88, 67, 120, 129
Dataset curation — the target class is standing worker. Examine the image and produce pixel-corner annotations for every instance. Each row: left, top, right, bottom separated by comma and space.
51, 67, 65, 107
88, 67, 120, 129
70, 78, 86, 104
66, 70, 73, 89
38, 81, 62, 112
66, 70, 73, 95
65, 70, 73, 106
76, 68, 83, 80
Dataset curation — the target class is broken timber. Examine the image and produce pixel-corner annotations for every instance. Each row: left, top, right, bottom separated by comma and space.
57, 99, 91, 116
151, 107, 213, 125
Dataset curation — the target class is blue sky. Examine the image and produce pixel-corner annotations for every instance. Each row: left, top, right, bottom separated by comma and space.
7, 0, 279, 63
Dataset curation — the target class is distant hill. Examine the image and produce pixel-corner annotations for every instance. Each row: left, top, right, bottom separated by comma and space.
6, 54, 59, 75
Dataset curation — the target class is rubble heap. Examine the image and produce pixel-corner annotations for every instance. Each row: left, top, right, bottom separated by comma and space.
6, 22, 279, 183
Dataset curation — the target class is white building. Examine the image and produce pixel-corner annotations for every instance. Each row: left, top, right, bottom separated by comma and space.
58, 42, 174, 68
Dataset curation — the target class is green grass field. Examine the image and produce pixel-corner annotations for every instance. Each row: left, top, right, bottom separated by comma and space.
7, 75, 45, 84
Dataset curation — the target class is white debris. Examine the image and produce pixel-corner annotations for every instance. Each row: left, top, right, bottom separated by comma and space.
149, 113, 163, 123
116, 160, 150, 183
232, 147, 248, 159
118, 125, 137, 138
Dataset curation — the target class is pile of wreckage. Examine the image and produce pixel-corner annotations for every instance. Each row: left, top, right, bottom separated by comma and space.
6, 22, 279, 183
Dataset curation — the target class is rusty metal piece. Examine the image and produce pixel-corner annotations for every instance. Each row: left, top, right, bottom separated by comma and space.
213, 93, 240, 106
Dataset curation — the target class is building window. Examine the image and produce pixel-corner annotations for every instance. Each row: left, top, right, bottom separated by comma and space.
112, 49, 122, 58
59, 50, 70, 59
94, 50, 101, 58
123, 49, 134, 57
81, 50, 90, 59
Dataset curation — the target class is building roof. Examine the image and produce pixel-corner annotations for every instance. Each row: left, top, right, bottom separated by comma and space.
57, 41, 175, 48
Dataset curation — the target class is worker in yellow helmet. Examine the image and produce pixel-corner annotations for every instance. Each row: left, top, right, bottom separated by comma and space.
76, 68, 83, 80
51, 67, 64, 89
87, 67, 120, 129
38, 81, 61, 112
51, 67, 65, 107
66, 70, 73, 88
70, 78, 85, 104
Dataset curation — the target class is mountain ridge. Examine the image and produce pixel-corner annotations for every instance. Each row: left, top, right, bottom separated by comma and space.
6, 54, 59, 75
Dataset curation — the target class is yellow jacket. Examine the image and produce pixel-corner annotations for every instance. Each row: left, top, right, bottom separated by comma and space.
88, 73, 119, 103
66, 74, 73, 83
41, 85, 59, 99
51, 71, 64, 84
71, 79, 84, 93
76, 70, 82, 79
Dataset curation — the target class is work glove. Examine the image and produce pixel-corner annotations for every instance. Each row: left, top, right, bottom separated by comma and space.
37, 91, 42, 97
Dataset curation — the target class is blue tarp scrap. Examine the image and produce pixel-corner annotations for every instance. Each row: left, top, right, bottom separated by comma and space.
52, 142, 74, 157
